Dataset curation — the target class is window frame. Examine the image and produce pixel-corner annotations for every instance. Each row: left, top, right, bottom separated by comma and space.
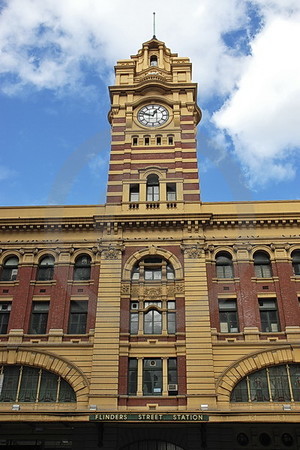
73, 254, 91, 281
29, 301, 49, 334
0, 256, 19, 282
68, 300, 88, 334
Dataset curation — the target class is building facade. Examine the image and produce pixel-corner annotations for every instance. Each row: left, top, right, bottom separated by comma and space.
1, 37, 300, 449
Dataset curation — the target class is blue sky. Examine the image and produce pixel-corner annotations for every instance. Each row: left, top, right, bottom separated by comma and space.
1, 0, 300, 206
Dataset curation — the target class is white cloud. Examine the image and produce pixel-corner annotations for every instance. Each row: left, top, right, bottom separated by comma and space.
213, 10, 300, 185
0, 0, 300, 189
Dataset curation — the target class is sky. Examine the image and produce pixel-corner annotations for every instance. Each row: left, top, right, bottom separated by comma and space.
0, 0, 300, 206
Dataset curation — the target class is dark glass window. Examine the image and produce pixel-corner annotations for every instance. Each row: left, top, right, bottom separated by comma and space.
166, 183, 176, 201
147, 174, 159, 201
36, 255, 55, 281
167, 301, 176, 334
128, 358, 138, 395
156, 135, 162, 145
144, 136, 150, 146
254, 251, 272, 278
231, 364, 300, 403
259, 298, 280, 332
129, 184, 139, 202
292, 250, 300, 275
74, 254, 91, 281
219, 299, 239, 332
216, 252, 234, 278
0, 256, 19, 281
0, 302, 11, 334
150, 55, 158, 66
132, 136, 138, 146
143, 359, 162, 396
0, 365, 76, 403
168, 358, 178, 394
68, 300, 88, 334
168, 135, 174, 145
29, 301, 49, 334
144, 309, 162, 334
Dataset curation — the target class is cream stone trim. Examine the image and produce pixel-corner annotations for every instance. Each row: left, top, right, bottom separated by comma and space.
216, 346, 297, 401
122, 246, 183, 280
0, 348, 89, 400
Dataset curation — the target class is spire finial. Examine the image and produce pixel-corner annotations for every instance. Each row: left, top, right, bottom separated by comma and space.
153, 12, 156, 39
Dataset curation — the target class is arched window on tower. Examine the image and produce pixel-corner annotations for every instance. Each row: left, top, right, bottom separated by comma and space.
0, 256, 19, 282
150, 55, 158, 66
147, 174, 159, 201
254, 251, 272, 278
36, 255, 55, 281
215, 252, 234, 278
292, 250, 300, 276
73, 254, 91, 281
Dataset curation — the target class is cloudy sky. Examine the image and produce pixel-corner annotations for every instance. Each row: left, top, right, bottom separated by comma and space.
0, 0, 300, 206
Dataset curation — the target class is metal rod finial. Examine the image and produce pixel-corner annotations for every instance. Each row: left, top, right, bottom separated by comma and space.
153, 12, 156, 38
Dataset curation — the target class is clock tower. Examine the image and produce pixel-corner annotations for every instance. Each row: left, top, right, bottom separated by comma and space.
106, 37, 202, 209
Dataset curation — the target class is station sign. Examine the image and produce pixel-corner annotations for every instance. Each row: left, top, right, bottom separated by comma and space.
89, 413, 209, 422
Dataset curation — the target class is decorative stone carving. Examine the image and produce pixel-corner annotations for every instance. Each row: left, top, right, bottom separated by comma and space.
182, 244, 203, 259
121, 284, 130, 295
101, 245, 123, 260
144, 287, 162, 299
167, 286, 175, 297
175, 283, 184, 294
131, 286, 139, 298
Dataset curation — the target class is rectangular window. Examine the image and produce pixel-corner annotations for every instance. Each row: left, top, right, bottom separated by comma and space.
129, 184, 139, 202
219, 299, 239, 333
0, 302, 11, 334
144, 136, 150, 146
128, 358, 138, 395
147, 185, 159, 202
166, 183, 176, 201
68, 300, 88, 334
143, 359, 162, 396
167, 301, 176, 334
144, 268, 162, 280
259, 298, 280, 332
29, 301, 49, 334
168, 358, 178, 395
130, 302, 139, 335
132, 136, 138, 146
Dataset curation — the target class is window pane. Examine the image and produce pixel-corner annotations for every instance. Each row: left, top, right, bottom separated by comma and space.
39, 370, 58, 402
231, 378, 248, 402
19, 366, 39, 402
0, 366, 19, 402
290, 365, 300, 401
0, 302, 11, 334
130, 313, 139, 334
249, 370, 270, 401
128, 359, 137, 395
144, 310, 162, 334
269, 365, 291, 401
59, 378, 76, 402
68, 301, 88, 334
29, 302, 49, 334
167, 312, 176, 334
259, 299, 280, 332
143, 359, 162, 395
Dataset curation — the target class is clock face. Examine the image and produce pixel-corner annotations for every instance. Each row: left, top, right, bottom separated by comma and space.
137, 104, 169, 127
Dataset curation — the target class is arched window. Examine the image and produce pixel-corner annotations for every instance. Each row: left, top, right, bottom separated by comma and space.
0, 365, 76, 403
131, 257, 175, 282
147, 174, 159, 201
150, 55, 158, 66
73, 254, 91, 281
0, 256, 19, 281
254, 251, 272, 278
36, 255, 55, 281
292, 250, 300, 276
144, 302, 162, 334
231, 364, 300, 403
215, 252, 234, 278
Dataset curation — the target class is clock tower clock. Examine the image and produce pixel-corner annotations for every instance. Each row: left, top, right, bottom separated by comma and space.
106, 37, 202, 209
